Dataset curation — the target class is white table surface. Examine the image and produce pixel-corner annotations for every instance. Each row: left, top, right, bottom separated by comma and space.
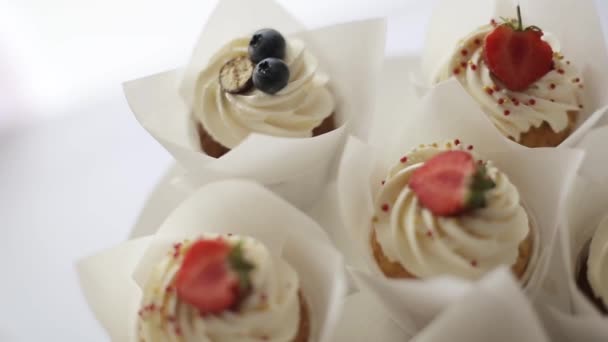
1, 1, 607, 341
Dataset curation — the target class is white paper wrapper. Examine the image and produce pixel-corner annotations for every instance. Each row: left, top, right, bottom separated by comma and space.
414, 0, 608, 147
123, 0, 386, 209
411, 268, 551, 342
336, 79, 584, 334
537, 126, 608, 341
77, 179, 347, 342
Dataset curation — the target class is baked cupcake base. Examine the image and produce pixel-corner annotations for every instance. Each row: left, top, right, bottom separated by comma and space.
295, 291, 311, 342
576, 239, 608, 314
197, 114, 336, 158
370, 226, 534, 281
513, 111, 578, 148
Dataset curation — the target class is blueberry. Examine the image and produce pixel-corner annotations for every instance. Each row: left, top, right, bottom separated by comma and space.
253, 58, 290, 94
248, 28, 286, 63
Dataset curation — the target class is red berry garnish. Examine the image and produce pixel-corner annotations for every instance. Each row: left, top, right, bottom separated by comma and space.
409, 151, 496, 216
176, 239, 254, 315
483, 6, 553, 91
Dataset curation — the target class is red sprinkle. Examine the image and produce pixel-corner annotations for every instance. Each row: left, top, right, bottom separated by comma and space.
175, 326, 182, 336
461, 49, 468, 56
454, 139, 461, 145
573, 78, 580, 83
497, 98, 505, 105
165, 286, 174, 293
474, 38, 481, 45
504, 110, 511, 116
557, 69, 565, 74
426, 231, 433, 237
470, 64, 477, 70
493, 85, 501, 92
400, 156, 408, 163
550, 83, 556, 89
453, 68, 460, 75
484, 87, 494, 95
467, 145, 474, 150
471, 260, 478, 267
460, 61, 467, 68
381, 204, 389, 212
167, 315, 176, 323
528, 99, 536, 105
381, 180, 385, 185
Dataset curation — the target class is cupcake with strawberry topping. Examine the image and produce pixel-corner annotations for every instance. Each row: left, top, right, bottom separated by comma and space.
436, 6, 584, 147
371, 141, 534, 280
138, 234, 309, 341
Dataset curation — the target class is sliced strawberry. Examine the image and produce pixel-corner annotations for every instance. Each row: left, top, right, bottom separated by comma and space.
483, 6, 553, 91
175, 239, 239, 315
409, 151, 496, 216
409, 151, 475, 216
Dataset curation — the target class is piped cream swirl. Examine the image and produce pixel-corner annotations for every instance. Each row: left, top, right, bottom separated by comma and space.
194, 37, 335, 149
138, 235, 301, 342
437, 24, 584, 142
372, 142, 530, 280
588, 216, 608, 306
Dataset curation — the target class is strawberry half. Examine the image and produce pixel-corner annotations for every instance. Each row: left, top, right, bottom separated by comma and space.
409, 151, 496, 216
483, 6, 553, 91
176, 238, 254, 315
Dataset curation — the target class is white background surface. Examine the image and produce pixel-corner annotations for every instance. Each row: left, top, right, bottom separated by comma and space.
1, 0, 607, 341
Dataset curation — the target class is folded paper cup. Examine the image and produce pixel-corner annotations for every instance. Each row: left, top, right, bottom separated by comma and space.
123, 0, 386, 209
336, 80, 584, 333
537, 126, 608, 340
413, 0, 608, 147
78, 179, 347, 342
411, 268, 551, 342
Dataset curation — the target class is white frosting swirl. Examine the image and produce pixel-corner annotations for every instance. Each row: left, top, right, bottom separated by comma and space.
588, 216, 608, 306
138, 235, 301, 342
373, 142, 530, 279
194, 37, 335, 149
437, 24, 584, 142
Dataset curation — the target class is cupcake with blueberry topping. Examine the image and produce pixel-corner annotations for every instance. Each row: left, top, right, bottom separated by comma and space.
194, 28, 335, 158
138, 234, 310, 341
436, 6, 584, 147
370, 141, 535, 281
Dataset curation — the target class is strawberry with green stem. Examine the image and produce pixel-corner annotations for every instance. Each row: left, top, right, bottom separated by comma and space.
176, 238, 255, 315
483, 5, 554, 91
409, 151, 496, 217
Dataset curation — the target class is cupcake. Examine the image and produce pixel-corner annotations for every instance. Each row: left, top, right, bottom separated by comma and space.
576, 216, 608, 314
370, 141, 534, 281
436, 6, 584, 147
78, 180, 347, 342
138, 234, 310, 341
194, 28, 336, 157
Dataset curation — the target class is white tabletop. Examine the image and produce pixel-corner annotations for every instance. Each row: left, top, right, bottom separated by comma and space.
1, 1, 607, 341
